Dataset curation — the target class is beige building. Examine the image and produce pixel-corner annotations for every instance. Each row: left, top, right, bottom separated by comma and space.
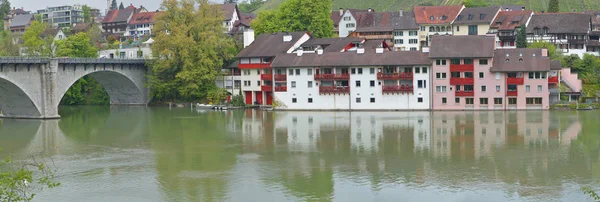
452, 6, 501, 36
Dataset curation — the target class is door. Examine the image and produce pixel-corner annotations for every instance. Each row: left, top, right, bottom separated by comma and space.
244, 91, 252, 105
266, 92, 273, 105
255, 91, 263, 105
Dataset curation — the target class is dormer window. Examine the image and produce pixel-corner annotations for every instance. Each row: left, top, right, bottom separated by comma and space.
533, 27, 541, 35
480, 14, 486, 20
430, 16, 434, 21
457, 15, 463, 21
441, 15, 447, 20
519, 58, 523, 62
468, 14, 473, 20
429, 26, 434, 32
542, 27, 549, 35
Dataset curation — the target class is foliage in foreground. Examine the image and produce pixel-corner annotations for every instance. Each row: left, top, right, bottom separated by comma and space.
0, 151, 60, 202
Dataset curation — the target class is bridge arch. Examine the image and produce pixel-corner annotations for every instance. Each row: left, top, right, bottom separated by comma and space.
57, 70, 147, 106
0, 76, 42, 118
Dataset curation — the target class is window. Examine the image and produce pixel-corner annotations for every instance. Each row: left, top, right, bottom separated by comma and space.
464, 59, 473, 64
442, 73, 446, 78
291, 81, 296, 88
509, 98, 517, 105
257, 69, 261, 74
346, 23, 355, 28
422, 67, 427, 73
370, 98, 375, 103
468, 25, 478, 35
436, 73, 441, 78
442, 86, 447, 92
508, 84, 517, 92
451, 59, 461, 64
292, 98, 297, 103
436, 60, 440, 65
409, 39, 418, 44
355, 80, 361, 87
308, 98, 313, 103
456, 26, 460, 32
480, 98, 488, 105
466, 98, 474, 105
308, 81, 313, 88
370, 68, 375, 74
421, 26, 425, 31
496, 85, 501, 92
528, 72, 546, 79
343, 16, 351, 21
442, 97, 447, 104
479, 72, 484, 78
436, 59, 447, 65
495, 72, 500, 80
418, 97, 423, 103
441, 60, 447, 65
537, 85, 542, 92
494, 98, 502, 105
356, 97, 361, 103
464, 85, 474, 92
526, 98, 543, 105
351, 68, 356, 74
307, 69, 313, 75
395, 39, 404, 44
481, 86, 486, 92
289, 69, 293, 75
479, 59, 488, 65
417, 80, 426, 88
429, 27, 434, 32
464, 72, 473, 78
394, 31, 403, 36
415, 67, 420, 73
358, 68, 363, 74
257, 81, 261, 86
409, 31, 417, 36
370, 80, 375, 87
295, 69, 300, 75
455, 98, 460, 104
436, 86, 441, 92
525, 85, 530, 92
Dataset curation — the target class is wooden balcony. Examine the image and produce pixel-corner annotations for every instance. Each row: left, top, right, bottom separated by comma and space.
261, 85, 272, 92
377, 72, 413, 80
314, 74, 350, 80
274, 86, 287, 92
450, 64, 474, 72
274, 74, 287, 81
382, 85, 414, 94
548, 76, 558, 84
506, 77, 524, 85
506, 90, 518, 97
260, 74, 272, 80
319, 86, 350, 94
449, 77, 474, 85
455, 91, 474, 97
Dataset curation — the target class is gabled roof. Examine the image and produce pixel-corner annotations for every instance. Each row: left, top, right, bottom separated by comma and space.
271, 51, 431, 68
71, 23, 91, 33
429, 35, 496, 58
354, 11, 418, 32
129, 11, 158, 25
219, 3, 239, 21
526, 13, 590, 34
41, 28, 62, 38
302, 37, 363, 52
9, 14, 34, 27
586, 11, 600, 26
490, 10, 533, 30
331, 9, 368, 28
454, 6, 500, 24
236, 32, 307, 58
103, 9, 134, 23
490, 49, 551, 72
414, 5, 464, 24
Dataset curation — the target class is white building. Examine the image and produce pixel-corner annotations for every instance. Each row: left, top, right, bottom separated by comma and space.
526, 13, 590, 58
124, 11, 158, 39
334, 8, 366, 38
219, 3, 240, 32
98, 38, 153, 59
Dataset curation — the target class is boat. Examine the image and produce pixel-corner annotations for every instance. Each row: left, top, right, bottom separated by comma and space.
196, 103, 214, 109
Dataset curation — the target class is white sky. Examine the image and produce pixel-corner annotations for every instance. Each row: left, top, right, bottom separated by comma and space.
12, 0, 224, 13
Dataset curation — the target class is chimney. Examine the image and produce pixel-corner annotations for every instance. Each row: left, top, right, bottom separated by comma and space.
399, 9, 403, 17
297, 49, 304, 56
542, 49, 548, 57
357, 48, 365, 54
317, 49, 323, 55
283, 32, 292, 42
375, 47, 384, 53
368, 8, 372, 12
243, 29, 255, 48
339, 8, 344, 16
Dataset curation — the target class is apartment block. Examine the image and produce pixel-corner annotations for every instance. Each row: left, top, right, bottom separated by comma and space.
37, 5, 84, 27
452, 6, 501, 36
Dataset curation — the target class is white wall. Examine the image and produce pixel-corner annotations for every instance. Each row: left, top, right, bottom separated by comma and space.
393, 30, 420, 51
338, 10, 358, 38
98, 45, 152, 59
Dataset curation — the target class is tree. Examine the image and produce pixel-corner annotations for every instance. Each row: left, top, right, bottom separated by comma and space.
528, 41, 560, 60
207, 88, 229, 104
251, 0, 334, 38
150, 0, 236, 102
21, 21, 54, 57
119, 2, 125, 10
0, 30, 20, 56
56, 32, 98, 58
238, 0, 263, 13
82, 5, 91, 23
0, 0, 10, 20
516, 24, 527, 48
548, 0, 559, 13
0, 150, 60, 202
87, 23, 103, 46
110, 0, 118, 10
463, 0, 489, 7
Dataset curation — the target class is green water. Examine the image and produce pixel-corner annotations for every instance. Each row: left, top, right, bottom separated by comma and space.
0, 107, 599, 202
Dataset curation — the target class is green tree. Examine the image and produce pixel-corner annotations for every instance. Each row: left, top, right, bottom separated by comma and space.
251, 0, 334, 38
56, 32, 98, 58
110, 0, 118, 10
463, 0, 489, 7
82, 5, 91, 23
575, 54, 600, 85
548, 0, 559, 13
238, 0, 263, 13
528, 41, 560, 60
207, 88, 229, 104
87, 23, 103, 46
0, 0, 10, 20
0, 150, 60, 202
516, 24, 527, 48
21, 21, 54, 57
0, 30, 20, 56
119, 2, 125, 10
150, 0, 236, 102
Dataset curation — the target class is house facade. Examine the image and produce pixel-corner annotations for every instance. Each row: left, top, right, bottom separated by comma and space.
37, 4, 85, 27
219, 3, 240, 32
3, 8, 31, 30
102, 8, 135, 34
350, 10, 420, 51
124, 11, 158, 39
334, 8, 368, 37
586, 11, 600, 56
413, 5, 465, 48
526, 13, 591, 58
452, 6, 501, 36
489, 10, 534, 49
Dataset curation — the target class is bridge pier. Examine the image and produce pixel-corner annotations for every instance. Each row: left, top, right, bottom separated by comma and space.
40, 59, 60, 119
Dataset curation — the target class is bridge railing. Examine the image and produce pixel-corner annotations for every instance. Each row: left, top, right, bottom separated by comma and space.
0, 57, 51, 64
0, 57, 148, 65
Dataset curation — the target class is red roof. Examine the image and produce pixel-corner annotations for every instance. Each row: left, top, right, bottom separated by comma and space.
413, 5, 464, 24
129, 11, 158, 25
490, 10, 533, 30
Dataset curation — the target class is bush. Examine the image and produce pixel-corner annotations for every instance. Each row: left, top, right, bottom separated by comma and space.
231, 89, 245, 107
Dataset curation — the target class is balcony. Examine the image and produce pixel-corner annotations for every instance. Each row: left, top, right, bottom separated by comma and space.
498, 32, 515, 40
450, 64, 474, 72
377, 72, 413, 80
319, 86, 350, 94
568, 38, 586, 44
548, 76, 558, 84
261, 85, 272, 92
260, 74, 272, 80
274, 74, 287, 81
274, 86, 287, 92
314, 74, 350, 80
506, 77, 524, 85
455, 91, 474, 97
506, 90, 518, 97
382, 85, 414, 94
449, 77, 474, 85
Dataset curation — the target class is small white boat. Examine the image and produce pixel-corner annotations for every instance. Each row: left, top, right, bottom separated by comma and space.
196, 103, 214, 109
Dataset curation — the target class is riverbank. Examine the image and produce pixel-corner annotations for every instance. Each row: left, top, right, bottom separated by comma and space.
550, 103, 600, 110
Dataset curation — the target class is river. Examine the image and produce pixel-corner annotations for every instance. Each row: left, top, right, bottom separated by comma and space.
0, 106, 599, 202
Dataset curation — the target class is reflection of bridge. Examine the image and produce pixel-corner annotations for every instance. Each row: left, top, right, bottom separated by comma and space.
0, 58, 148, 119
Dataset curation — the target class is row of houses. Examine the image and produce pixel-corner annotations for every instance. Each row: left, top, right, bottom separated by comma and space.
331, 5, 600, 58
224, 31, 582, 111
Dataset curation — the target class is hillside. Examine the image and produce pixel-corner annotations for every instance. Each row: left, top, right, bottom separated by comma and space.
255, 0, 600, 13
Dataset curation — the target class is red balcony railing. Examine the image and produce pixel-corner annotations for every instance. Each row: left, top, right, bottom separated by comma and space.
314, 74, 350, 80
261, 85, 272, 92
506, 77, 524, 85
382, 85, 414, 93
274, 74, 287, 81
319, 86, 350, 94
548, 76, 558, 84
506, 90, 518, 97
260, 74, 272, 80
449, 77, 474, 85
274, 86, 287, 92
377, 72, 413, 80
455, 91, 475, 97
450, 64, 474, 72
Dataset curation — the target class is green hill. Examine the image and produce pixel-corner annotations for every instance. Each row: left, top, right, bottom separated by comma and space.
255, 0, 600, 13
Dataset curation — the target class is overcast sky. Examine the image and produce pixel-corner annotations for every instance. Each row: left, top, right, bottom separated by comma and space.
12, 0, 224, 13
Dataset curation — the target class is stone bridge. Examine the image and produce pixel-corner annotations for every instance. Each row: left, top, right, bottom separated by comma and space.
0, 57, 148, 119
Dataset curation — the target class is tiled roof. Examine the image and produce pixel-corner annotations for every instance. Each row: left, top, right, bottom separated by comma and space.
129, 12, 158, 25
550, 60, 562, 70
219, 3, 238, 21
236, 32, 307, 57
490, 10, 533, 30
271, 51, 431, 68
9, 14, 34, 27
429, 35, 496, 58
103, 9, 134, 23
413, 5, 464, 24
526, 13, 590, 34
500, 5, 525, 11
41, 28, 61, 38
453, 6, 500, 24
71, 23, 91, 33
355, 11, 418, 32
586, 11, 600, 25
490, 49, 551, 72
302, 37, 363, 52
331, 9, 368, 28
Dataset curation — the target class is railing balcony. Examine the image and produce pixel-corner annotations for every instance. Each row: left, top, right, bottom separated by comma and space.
260, 74, 272, 80
274, 74, 287, 81
449, 77, 474, 85
548, 76, 558, 84
506, 77, 524, 85
319, 86, 350, 94
261, 85, 272, 92
314, 74, 350, 80
568, 38, 586, 44
377, 72, 413, 80
506, 90, 518, 97
450, 64, 474, 72
274, 86, 287, 92
382, 85, 414, 94
455, 91, 474, 97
